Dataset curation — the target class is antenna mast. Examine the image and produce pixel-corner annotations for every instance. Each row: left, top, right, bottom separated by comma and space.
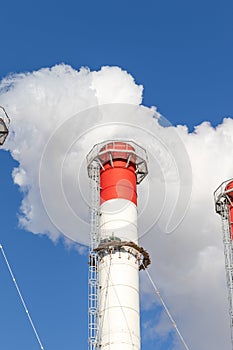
214, 179, 233, 349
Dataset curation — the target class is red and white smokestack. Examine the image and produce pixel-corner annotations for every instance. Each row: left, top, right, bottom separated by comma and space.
87, 140, 149, 350
0, 106, 10, 146
215, 180, 233, 346
225, 181, 233, 239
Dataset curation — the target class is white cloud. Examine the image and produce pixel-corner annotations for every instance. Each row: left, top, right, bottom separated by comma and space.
0, 64, 232, 349
91, 66, 143, 105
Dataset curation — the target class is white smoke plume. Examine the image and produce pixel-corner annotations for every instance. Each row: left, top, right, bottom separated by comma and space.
0, 64, 232, 349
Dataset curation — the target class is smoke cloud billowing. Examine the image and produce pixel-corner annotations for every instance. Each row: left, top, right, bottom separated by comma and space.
0, 64, 232, 349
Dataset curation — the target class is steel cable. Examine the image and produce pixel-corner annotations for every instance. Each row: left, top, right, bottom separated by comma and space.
0, 244, 45, 350
143, 266, 191, 350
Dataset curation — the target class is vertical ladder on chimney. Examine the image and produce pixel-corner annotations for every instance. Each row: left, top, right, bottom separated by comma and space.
88, 163, 100, 350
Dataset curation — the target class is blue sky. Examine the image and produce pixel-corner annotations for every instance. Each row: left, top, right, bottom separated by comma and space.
0, 1, 233, 349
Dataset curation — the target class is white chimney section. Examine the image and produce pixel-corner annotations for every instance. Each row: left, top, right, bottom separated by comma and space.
87, 140, 149, 350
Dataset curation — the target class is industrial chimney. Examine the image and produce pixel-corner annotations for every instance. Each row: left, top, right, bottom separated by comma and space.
0, 106, 10, 146
87, 140, 150, 350
214, 179, 233, 349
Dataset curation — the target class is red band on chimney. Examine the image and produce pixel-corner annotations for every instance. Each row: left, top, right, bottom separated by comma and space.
100, 160, 137, 205
99, 142, 137, 205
